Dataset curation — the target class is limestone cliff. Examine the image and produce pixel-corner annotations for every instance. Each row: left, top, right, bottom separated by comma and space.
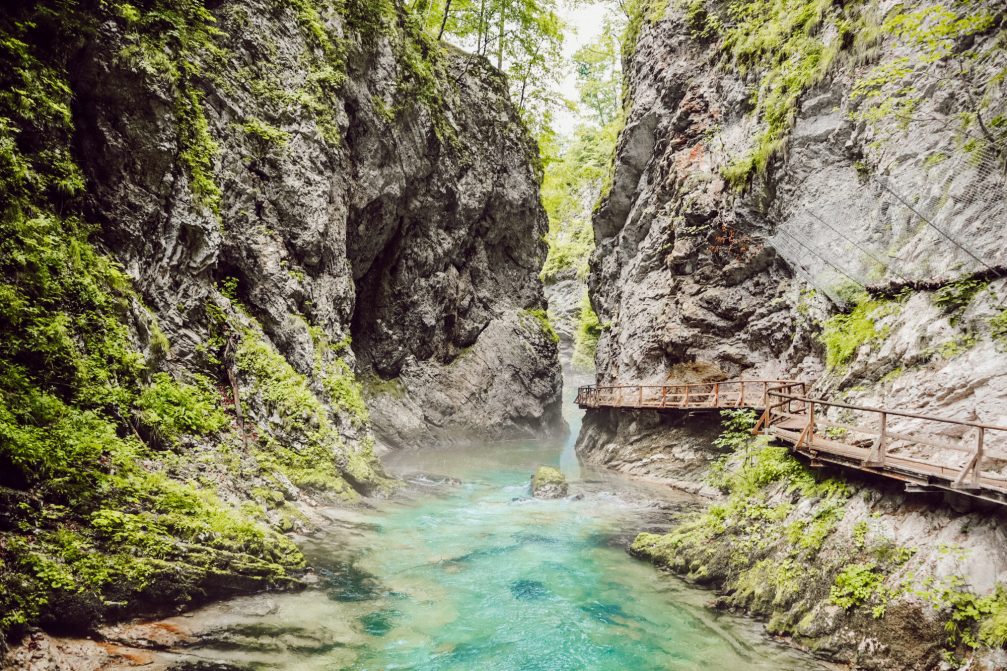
578, 0, 1007, 667
0, 0, 560, 652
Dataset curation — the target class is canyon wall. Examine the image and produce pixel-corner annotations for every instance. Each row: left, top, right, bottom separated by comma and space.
0, 0, 560, 653
579, 0, 1007, 667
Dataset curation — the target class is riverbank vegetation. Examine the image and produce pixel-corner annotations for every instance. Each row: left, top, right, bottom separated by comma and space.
632, 410, 1007, 667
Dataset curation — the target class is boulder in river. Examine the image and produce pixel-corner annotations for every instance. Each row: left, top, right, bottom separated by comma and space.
531, 467, 568, 499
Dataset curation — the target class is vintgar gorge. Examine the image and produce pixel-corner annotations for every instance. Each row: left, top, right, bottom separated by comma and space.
1, 1, 1006, 670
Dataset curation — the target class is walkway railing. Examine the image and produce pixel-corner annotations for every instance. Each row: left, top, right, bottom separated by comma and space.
574, 379, 806, 411
576, 379, 1007, 503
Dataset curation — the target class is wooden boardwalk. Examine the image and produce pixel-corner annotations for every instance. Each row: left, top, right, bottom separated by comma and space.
576, 380, 1007, 504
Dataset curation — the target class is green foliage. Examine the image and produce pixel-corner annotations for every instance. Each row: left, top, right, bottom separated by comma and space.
991, 309, 1007, 344
572, 293, 601, 370
639, 411, 850, 580
241, 117, 290, 150
717, 0, 877, 187
533, 6, 623, 286
134, 372, 229, 446
176, 88, 221, 214
411, 0, 564, 141
978, 586, 1007, 648
713, 408, 757, 451
830, 562, 885, 612
933, 277, 989, 323
852, 520, 869, 549
522, 309, 560, 344
572, 20, 622, 126
785, 502, 844, 554
820, 294, 898, 370
624, 0, 671, 60
539, 27, 623, 283
307, 328, 371, 429
685, 0, 724, 39
912, 577, 1007, 650
540, 120, 619, 282
112, 0, 229, 212
236, 326, 380, 493
364, 374, 406, 399
934, 332, 978, 359
850, 2, 1001, 144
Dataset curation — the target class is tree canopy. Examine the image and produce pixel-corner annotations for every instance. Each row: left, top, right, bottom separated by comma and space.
408, 0, 565, 139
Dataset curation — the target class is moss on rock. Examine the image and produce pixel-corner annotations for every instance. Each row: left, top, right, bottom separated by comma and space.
531, 466, 568, 499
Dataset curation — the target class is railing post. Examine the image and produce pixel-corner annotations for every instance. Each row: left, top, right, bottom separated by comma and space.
683, 385, 690, 407
617, 386, 624, 407
974, 427, 985, 488
878, 412, 887, 465
713, 383, 720, 407
660, 385, 667, 408
797, 401, 816, 450
638, 385, 643, 407
866, 412, 887, 466
738, 380, 745, 407
954, 427, 985, 490
809, 402, 815, 445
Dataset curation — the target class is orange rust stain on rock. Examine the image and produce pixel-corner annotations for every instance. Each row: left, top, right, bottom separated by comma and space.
95, 642, 154, 665
150, 621, 189, 637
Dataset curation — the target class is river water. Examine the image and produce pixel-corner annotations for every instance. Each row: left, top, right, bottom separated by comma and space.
156, 380, 826, 670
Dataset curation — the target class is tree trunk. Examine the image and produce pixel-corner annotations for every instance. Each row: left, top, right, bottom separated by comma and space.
496, 2, 506, 70
438, 0, 453, 40
477, 0, 487, 56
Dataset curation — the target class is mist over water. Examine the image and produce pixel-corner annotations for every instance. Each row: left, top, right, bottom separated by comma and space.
163, 376, 826, 670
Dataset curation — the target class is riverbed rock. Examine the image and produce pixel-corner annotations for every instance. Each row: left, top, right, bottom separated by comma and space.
531, 467, 569, 499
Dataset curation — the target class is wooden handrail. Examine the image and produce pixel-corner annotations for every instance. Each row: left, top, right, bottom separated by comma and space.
767, 390, 1007, 433
576, 378, 1007, 503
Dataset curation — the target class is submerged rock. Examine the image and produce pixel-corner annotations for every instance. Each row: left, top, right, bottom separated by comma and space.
509, 579, 550, 601
530, 467, 569, 499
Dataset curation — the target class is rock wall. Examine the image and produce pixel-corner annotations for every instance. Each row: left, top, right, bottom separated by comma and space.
76, 0, 562, 450
0, 0, 559, 653
579, 0, 1007, 667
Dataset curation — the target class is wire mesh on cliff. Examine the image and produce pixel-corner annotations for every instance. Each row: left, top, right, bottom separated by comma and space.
770, 134, 1007, 306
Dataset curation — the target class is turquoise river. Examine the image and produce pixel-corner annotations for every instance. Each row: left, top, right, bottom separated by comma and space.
152, 380, 828, 670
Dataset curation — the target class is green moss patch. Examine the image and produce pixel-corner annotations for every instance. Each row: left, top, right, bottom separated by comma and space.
521, 309, 560, 345
572, 294, 602, 370
820, 293, 899, 370
235, 328, 380, 497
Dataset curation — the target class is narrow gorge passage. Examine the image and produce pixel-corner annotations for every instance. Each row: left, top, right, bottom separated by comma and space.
4, 0, 1007, 668
105, 379, 827, 671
